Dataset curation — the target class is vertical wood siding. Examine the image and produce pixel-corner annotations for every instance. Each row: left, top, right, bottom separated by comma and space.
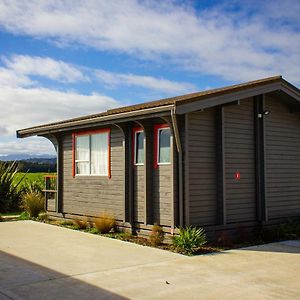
62, 127, 124, 220
265, 96, 300, 219
187, 108, 217, 226
224, 98, 256, 223
152, 165, 172, 226
134, 166, 144, 223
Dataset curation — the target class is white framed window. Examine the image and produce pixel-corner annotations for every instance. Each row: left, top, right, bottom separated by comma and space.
157, 127, 171, 165
134, 129, 144, 165
73, 129, 110, 176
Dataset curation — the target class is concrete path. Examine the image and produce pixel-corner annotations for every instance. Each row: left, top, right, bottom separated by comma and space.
0, 221, 299, 300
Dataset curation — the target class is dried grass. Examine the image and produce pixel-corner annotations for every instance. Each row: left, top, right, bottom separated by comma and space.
94, 212, 116, 234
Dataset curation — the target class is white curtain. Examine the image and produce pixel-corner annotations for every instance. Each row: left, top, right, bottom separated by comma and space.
159, 128, 170, 163
136, 131, 144, 164
91, 133, 108, 175
76, 135, 89, 174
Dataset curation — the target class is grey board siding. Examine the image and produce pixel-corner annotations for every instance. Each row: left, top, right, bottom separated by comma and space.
134, 165, 144, 223
62, 127, 124, 220
187, 108, 217, 226
153, 165, 172, 226
47, 198, 56, 212
265, 96, 300, 219
224, 98, 256, 223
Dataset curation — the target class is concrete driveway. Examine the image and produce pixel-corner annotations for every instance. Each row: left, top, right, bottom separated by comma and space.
0, 221, 299, 300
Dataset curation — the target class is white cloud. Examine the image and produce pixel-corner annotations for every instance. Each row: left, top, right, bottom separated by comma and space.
2, 54, 87, 83
0, 78, 121, 155
1, 54, 195, 94
0, 67, 34, 87
0, 85, 120, 137
0, 1, 299, 84
0, 138, 56, 156
95, 70, 195, 94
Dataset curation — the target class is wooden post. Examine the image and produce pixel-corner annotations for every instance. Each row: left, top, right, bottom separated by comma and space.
254, 95, 267, 222
216, 106, 226, 225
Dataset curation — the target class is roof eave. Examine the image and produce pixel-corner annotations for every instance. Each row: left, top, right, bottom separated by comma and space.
17, 104, 175, 138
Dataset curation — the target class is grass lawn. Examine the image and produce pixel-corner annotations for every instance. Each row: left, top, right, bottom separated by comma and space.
0, 211, 22, 216
15, 172, 56, 188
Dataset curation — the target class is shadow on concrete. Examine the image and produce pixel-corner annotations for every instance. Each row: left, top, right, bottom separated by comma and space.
238, 240, 300, 254
0, 251, 127, 300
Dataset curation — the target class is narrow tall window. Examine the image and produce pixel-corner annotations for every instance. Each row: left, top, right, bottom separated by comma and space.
134, 129, 144, 165
73, 129, 110, 176
158, 127, 171, 164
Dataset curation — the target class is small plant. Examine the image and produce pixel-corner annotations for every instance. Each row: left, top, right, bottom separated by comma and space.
149, 223, 165, 246
172, 226, 207, 255
0, 214, 3, 222
24, 178, 44, 196
60, 220, 74, 226
94, 212, 116, 234
21, 191, 44, 218
0, 161, 24, 212
73, 217, 89, 230
37, 212, 48, 222
18, 211, 30, 220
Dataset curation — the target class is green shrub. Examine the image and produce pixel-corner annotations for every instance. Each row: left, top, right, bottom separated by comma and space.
0, 161, 24, 212
94, 212, 116, 234
18, 211, 30, 220
172, 226, 207, 255
21, 191, 44, 218
149, 223, 165, 246
73, 217, 89, 230
23, 178, 44, 196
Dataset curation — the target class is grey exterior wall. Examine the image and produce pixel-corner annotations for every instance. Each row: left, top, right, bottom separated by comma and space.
134, 166, 144, 223
224, 98, 256, 223
265, 96, 300, 219
62, 126, 124, 220
54, 122, 174, 229
186, 95, 300, 229
153, 165, 172, 226
186, 108, 217, 226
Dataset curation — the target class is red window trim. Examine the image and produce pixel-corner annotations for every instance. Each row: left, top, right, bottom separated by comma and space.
72, 128, 111, 178
132, 127, 144, 167
154, 123, 170, 168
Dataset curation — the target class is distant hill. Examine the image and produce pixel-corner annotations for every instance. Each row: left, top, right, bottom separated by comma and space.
0, 153, 56, 162
0, 154, 56, 173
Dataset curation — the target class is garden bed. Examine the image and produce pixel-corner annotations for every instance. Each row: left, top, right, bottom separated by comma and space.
43, 219, 222, 255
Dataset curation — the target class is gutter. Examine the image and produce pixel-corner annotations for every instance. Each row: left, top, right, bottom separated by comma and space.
17, 104, 175, 138
171, 105, 184, 227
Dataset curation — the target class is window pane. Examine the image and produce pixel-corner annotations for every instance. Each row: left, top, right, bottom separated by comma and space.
76, 135, 89, 161
76, 162, 89, 175
135, 131, 144, 164
159, 128, 170, 163
91, 133, 108, 175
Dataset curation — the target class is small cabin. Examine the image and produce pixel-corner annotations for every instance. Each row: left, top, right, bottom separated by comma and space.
17, 76, 300, 237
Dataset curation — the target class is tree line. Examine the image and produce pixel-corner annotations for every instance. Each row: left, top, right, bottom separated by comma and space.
1, 160, 56, 173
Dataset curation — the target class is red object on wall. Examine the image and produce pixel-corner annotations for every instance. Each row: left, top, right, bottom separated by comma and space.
235, 172, 241, 180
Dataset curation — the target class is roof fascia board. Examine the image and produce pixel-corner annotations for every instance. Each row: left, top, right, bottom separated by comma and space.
280, 83, 300, 102
17, 107, 173, 138
176, 82, 282, 114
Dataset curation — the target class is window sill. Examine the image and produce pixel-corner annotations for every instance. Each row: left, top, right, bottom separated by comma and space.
74, 174, 109, 178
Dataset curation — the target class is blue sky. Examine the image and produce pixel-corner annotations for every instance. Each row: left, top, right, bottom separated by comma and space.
0, 0, 299, 157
